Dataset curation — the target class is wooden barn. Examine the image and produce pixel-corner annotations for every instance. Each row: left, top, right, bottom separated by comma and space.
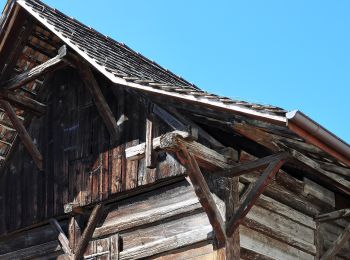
0, 0, 350, 259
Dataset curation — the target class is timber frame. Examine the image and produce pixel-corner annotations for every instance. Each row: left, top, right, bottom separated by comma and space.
0, 1, 350, 259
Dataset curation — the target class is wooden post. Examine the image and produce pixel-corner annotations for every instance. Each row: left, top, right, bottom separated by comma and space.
74, 204, 104, 260
225, 177, 240, 259
180, 145, 226, 246
0, 100, 43, 170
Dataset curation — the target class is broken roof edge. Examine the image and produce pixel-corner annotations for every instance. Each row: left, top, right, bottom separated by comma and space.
13, 0, 350, 167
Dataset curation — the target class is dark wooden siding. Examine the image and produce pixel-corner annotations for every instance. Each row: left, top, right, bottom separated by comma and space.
0, 68, 185, 235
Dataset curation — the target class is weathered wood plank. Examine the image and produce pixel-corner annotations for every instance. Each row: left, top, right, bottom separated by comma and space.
180, 145, 226, 245
119, 226, 212, 260
226, 157, 287, 237
1, 45, 68, 90
145, 112, 156, 169
321, 223, 350, 260
0, 241, 61, 260
0, 100, 43, 170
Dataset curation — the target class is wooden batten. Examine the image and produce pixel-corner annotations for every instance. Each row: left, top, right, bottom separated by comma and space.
0, 100, 43, 170
145, 111, 156, 169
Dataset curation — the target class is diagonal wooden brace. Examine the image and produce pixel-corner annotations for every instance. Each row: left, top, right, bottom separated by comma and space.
76, 61, 119, 141
49, 218, 73, 257
180, 145, 227, 246
73, 203, 104, 260
321, 223, 350, 260
0, 100, 43, 170
226, 155, 288, 237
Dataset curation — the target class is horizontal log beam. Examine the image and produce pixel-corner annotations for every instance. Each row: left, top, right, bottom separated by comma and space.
315, 208, 350, 222
1, 45, 68, 90
214, 152, 290, 177
0, 100, 43, 170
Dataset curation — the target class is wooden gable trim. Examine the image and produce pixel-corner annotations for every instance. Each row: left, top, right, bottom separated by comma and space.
0, 100, 43, 170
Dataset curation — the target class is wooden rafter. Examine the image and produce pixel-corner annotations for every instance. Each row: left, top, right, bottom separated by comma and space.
315, 208, 350, 222
321, 223, 350, 260
49, 219, 73, 257
76, 61, 119, 141
180, 145, 226, 246
1, 45, 68, 90
226, 154, 288, 237
73, 204, 104, 260
0, 100, 43, 170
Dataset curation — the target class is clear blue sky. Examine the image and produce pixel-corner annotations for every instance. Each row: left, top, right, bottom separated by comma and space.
2, 0, 350, 143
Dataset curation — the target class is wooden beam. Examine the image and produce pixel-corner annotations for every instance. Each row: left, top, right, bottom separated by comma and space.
0, 90, 46, 116
226, 157, 287, 237
126, 131, 235, 170
153, 104, 187, 131
145, 110, 156, 169
76, 61, 119, 141
0, 100, 43, 170
74, 204, 104, 260
1, 45, 68, 90
321, 223, 350, 260
315, 208, 350, 222
225, 176, 240, 259
214, 152, 290, 178
180, 145, 226, 246
49, 218, 73, 257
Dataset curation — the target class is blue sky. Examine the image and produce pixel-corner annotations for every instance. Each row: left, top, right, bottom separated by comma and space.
2, 0, 350, 143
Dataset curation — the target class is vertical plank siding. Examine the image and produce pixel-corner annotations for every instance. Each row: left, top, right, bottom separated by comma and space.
0, 68, 184, 235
